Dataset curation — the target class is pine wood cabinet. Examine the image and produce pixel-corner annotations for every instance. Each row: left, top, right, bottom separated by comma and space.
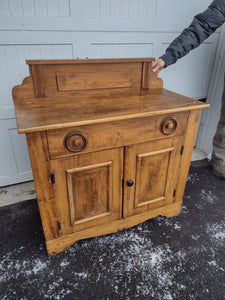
13, 58, 209, 255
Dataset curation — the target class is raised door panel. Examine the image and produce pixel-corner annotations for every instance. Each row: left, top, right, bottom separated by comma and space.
30, 62, 143, 98
123, 137, 183, 217
50, 148, 123, 236
67, 161, 112, 224
56, 71, 133, 91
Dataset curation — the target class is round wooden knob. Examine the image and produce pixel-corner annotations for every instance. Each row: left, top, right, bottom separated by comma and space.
73, 139, 81, 147
161, 117, 177, 135
64, 131, 87, 152
167, 121, 174, 130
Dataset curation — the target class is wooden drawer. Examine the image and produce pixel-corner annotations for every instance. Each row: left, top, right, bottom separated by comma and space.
47, 111, 189, 160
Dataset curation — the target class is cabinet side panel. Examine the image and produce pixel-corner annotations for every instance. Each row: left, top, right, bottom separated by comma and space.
174, 109, 201, 206
26, 132, 59, 241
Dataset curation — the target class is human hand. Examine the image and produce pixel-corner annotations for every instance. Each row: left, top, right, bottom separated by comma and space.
152, 58, 165, 77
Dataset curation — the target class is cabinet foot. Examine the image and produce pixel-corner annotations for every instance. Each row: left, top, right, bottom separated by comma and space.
160, 201, 182, 218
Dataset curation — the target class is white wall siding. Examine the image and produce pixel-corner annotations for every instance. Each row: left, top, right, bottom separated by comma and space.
0, 43, 73, 120
87, 0, 157, 20
0, 0, 71, 17
0, 119, 32, 186
90, 42, 153, 58
157, 0, 211, 22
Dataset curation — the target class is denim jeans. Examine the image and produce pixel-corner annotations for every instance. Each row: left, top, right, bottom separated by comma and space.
211, 74, 225, 175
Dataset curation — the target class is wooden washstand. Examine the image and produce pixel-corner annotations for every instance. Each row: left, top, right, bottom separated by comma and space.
12, 58, 209, 255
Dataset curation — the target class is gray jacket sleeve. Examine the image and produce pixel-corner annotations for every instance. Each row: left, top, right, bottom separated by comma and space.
160, 0, 225, 67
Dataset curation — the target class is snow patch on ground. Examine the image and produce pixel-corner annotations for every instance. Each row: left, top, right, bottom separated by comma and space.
68, 229, 187, 299
194, 189, 219, 209
59, 259, 70, 267
191, 234, 200, 240
181, 205, 189, 214
201, 189, 218, 204
0, 252, 48, 282
206, 222, 225, 243
187, 173, 200, 183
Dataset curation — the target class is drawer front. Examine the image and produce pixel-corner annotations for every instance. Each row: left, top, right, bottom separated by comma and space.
47, 111, 189, 160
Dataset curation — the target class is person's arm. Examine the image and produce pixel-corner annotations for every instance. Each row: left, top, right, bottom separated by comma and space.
152, 0, 225, 76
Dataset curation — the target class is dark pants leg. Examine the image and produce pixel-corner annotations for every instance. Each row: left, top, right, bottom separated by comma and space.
211, 75, 225, 176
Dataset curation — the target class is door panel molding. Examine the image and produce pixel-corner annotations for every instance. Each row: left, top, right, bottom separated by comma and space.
66, 161, 113, 225
50, 148, 122, 235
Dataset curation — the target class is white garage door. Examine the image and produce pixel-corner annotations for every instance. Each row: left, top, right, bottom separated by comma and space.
0, 0, 220, 186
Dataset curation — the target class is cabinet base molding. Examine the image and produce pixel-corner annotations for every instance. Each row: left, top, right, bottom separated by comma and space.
46, 201, 182, 255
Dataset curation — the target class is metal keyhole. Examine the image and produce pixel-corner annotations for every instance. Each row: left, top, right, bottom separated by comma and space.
127, 180, 134, 187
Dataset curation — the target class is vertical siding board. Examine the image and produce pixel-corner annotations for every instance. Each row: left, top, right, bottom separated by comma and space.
16, 45, 30, 78
99, 0, 111, 19
28, 45, 42, 59
110, 0, 119, 19
58, 0, 70, 17
120, 0, 129, 19
34, 0, 48, 16
126, 44, 133, 58
61, 44, 73, 59
119, 44, 127, 58
9, 129, 32, 174
0, 46, 13, 117
144, 44, 153, 57
157, 0, 212, 22
0, 121, 17, 179
2, 46, 18, 105
40, 45, 52, 59
128, 0, 138, 20
46, 0, 59, 17
10, 46, 23, 85
91, 43, 154, 59
140, 0, 147, 19
99, 0, 155, 21
89, 43, 99, 58
51, 45, 61, 59
108, 44, 112, 58
0, 119, 33, 186
49, 44, 73, 59
21, 0, 35, 16
89, 0, 99, 19
8, 0, 23, 16
114, 44, 120, 58
0, 0, 11, 16
70, 1, 86, 17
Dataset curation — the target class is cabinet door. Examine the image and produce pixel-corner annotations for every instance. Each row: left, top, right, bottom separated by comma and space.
50, 148, 123, 236
123, 137, 183, 217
